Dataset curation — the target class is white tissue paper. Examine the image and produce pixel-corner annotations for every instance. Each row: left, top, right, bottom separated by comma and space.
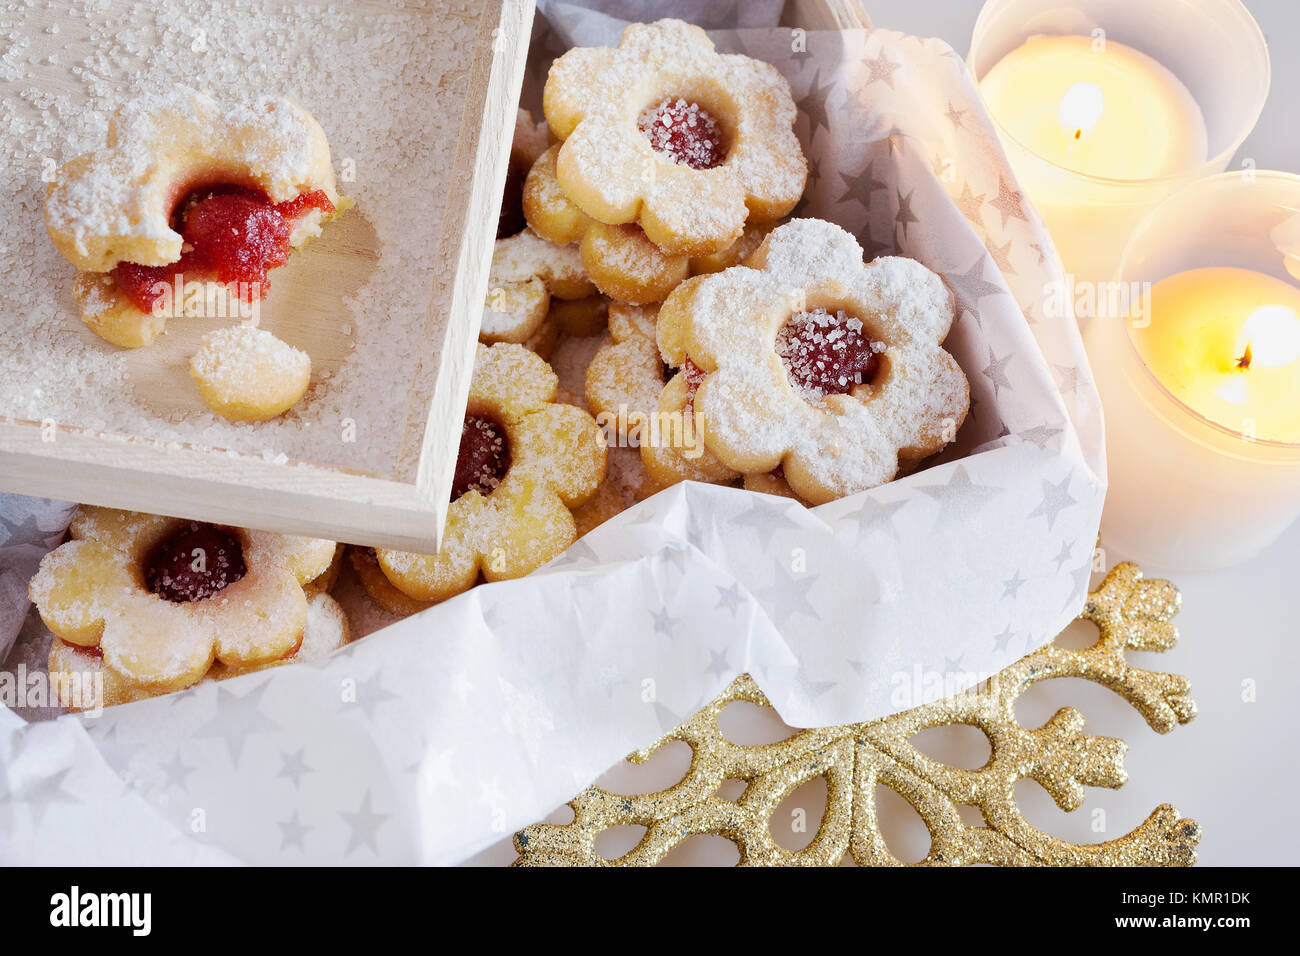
0, 2, 1103, 864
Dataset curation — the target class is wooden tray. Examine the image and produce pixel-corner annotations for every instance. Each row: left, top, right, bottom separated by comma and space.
0, 0, 534, 552
0, 0, 868, 553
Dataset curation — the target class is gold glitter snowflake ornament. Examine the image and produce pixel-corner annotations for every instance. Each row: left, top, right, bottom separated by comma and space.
514, 563, 1200, 866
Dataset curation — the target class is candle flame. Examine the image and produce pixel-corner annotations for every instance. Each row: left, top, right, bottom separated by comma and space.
1058, 82, 1104, 141
1236, 305, 1300, 369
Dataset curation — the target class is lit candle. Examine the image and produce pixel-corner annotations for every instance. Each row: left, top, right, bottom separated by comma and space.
1087, 264, 1300, 570
1131, 268, 1300, 444
980, 36, 1207, 180
969, 0, 1270, 289
976, 34, 1208, 281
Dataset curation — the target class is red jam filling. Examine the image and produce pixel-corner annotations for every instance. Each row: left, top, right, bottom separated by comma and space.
776, 308, 881, 398
664, 357, 707, 410
681, 357, 706, 407
451, 414, 511, 501
638, 98, 725, 170
111, 186, 335, 313
145, 522, 247, 604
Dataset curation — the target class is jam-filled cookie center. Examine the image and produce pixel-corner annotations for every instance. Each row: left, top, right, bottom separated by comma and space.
452, 414, 512, 501
111, 185, 335, 313
146, 522, 247, 604
776, 308, 881, 399
638, 98, 726, 170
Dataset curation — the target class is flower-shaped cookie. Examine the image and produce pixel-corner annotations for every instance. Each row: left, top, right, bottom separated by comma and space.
585, 303, 738, 487
46, 85, 338, 272
482, 229, 596, 344
544, 19, 806, 257
49, 591, 351, 711
657, 218, 970, 504
45, 86, 343, 354
375, 343, 606, 604
30, 507, 337, 695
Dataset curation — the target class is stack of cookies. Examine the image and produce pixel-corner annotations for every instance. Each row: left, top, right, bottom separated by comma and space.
29, 20, 974, 704
358, 17, 971, 616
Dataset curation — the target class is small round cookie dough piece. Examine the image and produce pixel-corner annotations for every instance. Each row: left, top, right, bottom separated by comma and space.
189, 325, 312, 422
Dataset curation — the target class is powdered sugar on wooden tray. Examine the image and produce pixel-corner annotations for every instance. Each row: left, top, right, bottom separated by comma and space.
0, 0, 480, 479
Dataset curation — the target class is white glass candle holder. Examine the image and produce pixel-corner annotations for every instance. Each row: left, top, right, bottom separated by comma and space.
1086, 171, 1300, 571
969, 0, 1269, 285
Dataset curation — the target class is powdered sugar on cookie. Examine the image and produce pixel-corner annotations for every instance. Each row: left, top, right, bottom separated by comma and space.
545, 18, 806, 257
637, 98, 724, 170
45, 85, 337, 273
482, 228, 594, 343
656, 218, 970, 503
30, 506, 335, 694
774, 307, 884, 402
374, 343, 607, 605
189, 325, 311, 422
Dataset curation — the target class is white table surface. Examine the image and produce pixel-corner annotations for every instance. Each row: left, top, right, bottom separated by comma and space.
474, 0, 1300, 866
